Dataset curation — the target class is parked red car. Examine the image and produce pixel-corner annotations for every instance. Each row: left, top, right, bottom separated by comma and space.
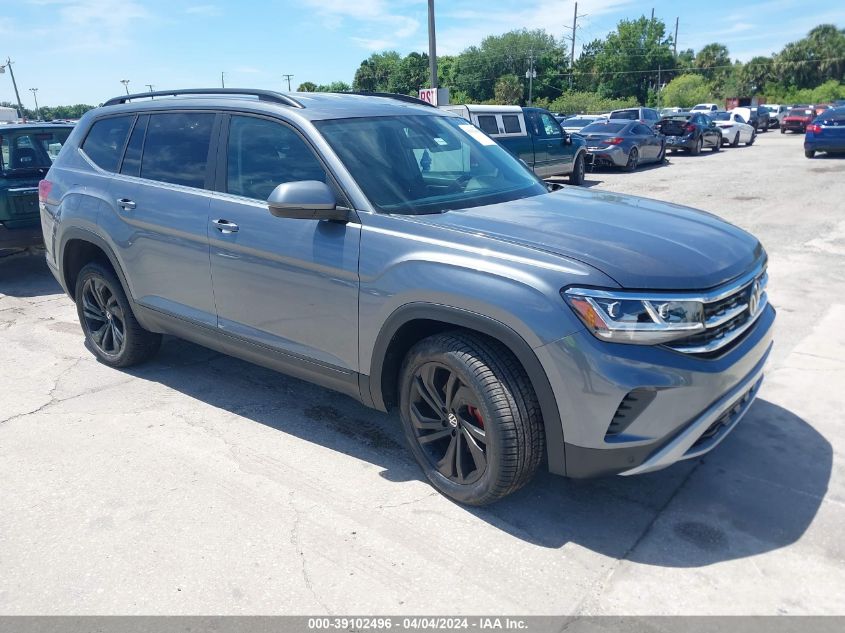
781, 107, 816, 134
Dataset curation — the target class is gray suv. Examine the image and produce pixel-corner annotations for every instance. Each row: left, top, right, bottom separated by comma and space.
40, 89, 775, 505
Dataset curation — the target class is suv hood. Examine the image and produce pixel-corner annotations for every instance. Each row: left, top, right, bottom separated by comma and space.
409, 188, 764, 290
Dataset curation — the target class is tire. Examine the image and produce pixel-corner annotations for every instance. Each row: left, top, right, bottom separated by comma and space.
690, 136, 702, 156
399, 332, 544, 506
805, 149, 816, 158
656, 144, 666, 163
780, 127, 786, 134
712, 137, 721, 152
75, 262, 161, 368
746, 132, 756, 146
731, 132, 740, 148
569, 152, 586, 186
623, 147, 639, 172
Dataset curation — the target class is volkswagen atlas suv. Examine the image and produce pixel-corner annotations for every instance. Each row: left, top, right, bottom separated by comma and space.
40, 89, 775, 505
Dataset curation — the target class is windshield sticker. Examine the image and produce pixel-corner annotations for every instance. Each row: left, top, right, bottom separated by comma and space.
433, 137, 448, 146
459, 124, 496, 146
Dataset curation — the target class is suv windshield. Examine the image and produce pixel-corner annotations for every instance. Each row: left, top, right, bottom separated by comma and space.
0, 127, 72, 175
315, 115, 547, 215
710, 112, 731, 121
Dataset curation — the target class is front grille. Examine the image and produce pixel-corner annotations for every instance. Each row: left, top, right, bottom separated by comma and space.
667, 269, 768, 357
687, 382, 758, 453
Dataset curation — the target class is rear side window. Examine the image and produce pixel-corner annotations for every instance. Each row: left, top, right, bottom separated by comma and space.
82, 116, 133, 172
476, 115, 499, 136
611, 109, 638, 120
502, 115, 521, 134
141, 112, 215, 188
120, 115, 148, 177
226, 115, 326, 200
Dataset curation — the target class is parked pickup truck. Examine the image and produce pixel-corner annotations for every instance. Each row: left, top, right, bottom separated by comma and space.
441, 105, 588, 185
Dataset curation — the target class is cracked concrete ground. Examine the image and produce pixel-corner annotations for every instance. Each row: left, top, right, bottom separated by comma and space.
1, 132, 843, 614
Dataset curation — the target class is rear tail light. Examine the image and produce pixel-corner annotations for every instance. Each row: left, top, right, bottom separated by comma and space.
606, 137, 624, 145
38, 180, 53, 203
806, 124, 822, 134
685, 124, 696, 134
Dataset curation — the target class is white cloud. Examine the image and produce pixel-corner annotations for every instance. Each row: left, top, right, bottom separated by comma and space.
184, 4, 223, 16
25, 0, 152, 51
302, 0, 421, 50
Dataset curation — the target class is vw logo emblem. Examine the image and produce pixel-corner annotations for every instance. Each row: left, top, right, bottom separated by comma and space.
447, 412, 459, 428
748, 280, 762, 315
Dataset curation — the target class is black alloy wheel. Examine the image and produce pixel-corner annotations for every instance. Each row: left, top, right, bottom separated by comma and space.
623, 147, 639, 171
80, 277, 126, 358
408, 362, 488, 485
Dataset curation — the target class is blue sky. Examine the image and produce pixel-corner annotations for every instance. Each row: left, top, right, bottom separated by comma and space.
1, 0, 842, 107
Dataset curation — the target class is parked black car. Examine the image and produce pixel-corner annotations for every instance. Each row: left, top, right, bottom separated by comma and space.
655, 113, 723, 154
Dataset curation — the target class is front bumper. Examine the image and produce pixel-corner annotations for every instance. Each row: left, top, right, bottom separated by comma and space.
0, 222, 44, 249
585, 145, 627, 167
536, 303, 776, 478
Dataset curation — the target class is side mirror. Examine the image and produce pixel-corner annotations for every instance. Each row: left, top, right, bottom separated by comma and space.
563, 132, 571, 145
267, 181, 349, 222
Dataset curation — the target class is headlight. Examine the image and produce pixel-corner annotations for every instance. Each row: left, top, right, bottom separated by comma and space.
563, 288, 706, 345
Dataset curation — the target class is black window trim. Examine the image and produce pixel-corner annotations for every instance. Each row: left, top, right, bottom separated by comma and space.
79, 113, 136, 174
214, 111, 353, 210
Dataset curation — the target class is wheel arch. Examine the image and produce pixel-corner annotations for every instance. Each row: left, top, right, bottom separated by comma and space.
365, 303, 567, 475
59, 228, 132, 304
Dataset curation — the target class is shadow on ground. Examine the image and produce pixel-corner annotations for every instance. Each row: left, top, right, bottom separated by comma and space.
126, 335, 832, 569
0, 251, 62, 298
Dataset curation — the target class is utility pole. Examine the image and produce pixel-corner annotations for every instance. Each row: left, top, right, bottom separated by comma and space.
282, 74, 293, 91
673, 17, 679, 58
427, 0, 438, 92
657, 66, 662, 110
146, 84, 154, 93
120, 79, 130, 94
221, 72, 225, 88
525, 51, 537, 106
563, 3, 586, 89
570, 2, 577, 89
29, 87, 40, 120
1, 58, 26, 120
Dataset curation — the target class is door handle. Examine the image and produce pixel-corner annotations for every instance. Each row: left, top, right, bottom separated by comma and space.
212, 218, 239, 234
117, 198, 136, 211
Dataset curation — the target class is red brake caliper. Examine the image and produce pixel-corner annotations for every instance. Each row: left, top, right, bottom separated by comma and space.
467, 406, 484, 428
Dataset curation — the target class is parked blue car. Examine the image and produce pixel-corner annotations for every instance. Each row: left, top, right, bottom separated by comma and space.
805, 107, 845, 158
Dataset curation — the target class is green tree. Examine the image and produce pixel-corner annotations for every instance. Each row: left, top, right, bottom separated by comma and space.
694, 43, 733, 94
297, 82, 318, 92
390, 52, 430, 94
774, 25, 845, 89
494, 74, 523, 104
352, 51, 402, 92
593, 16, 675, 104
660, 74, 714, 107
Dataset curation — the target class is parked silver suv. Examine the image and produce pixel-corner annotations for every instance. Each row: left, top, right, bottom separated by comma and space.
40, 89, 775, 505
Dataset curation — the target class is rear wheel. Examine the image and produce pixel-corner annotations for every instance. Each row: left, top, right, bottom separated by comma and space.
731, 132, 740, 147
623, 147, 639, 172
746, 131, 756, 146
399, 332, 544, 506
691, 136, 702, 156
75, 262, 161, 368
780, 128, 786, 134
805, 149, 816, 158
569, 152, 586, 186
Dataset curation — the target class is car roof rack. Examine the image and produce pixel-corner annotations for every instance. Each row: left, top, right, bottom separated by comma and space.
340, 91, 436, 108
102, 88, 305, 109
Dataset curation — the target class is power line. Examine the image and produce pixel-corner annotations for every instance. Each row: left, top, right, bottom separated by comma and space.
282, 74, 294, 91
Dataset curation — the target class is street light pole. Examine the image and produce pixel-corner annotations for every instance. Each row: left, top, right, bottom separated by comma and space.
29, 88, 40, 120
221, 72, 225, 88
427, 0, 438, 92
1, 58, 26, 120
120, 79, 130, 94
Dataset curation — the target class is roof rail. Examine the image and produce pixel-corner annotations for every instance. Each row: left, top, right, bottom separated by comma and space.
341, 91, 437, 108
102, 88, 304, 109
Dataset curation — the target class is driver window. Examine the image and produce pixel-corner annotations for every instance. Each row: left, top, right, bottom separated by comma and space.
538, 113, 562, 138
226, 116, 326, 200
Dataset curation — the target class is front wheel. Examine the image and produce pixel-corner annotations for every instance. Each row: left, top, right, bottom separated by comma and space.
780, 128, 786, 134
75, 262, 161, 367
399, 332, 545, 506
712, 137, 721, 152
746, 132, 756, 146
569, 153, 586, 186
623, 147, 639, 172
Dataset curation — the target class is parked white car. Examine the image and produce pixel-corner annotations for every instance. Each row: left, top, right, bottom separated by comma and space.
557, 114, 604, 134
691, 103, 720, 114
708, 111, 756, 147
